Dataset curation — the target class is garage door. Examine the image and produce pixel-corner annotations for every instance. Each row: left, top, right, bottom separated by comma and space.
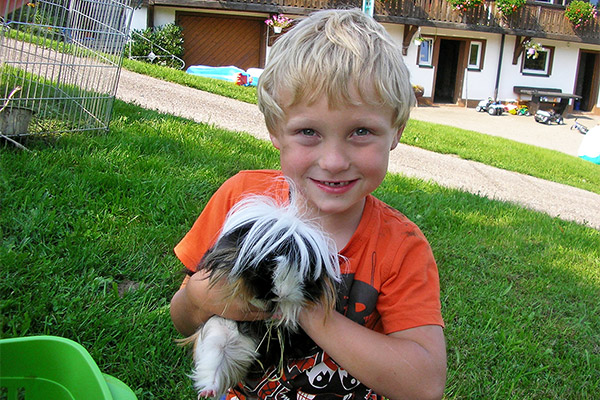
176, 12, 265, 71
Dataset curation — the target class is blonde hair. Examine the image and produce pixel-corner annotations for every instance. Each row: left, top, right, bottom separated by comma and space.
258, 8, 415, 133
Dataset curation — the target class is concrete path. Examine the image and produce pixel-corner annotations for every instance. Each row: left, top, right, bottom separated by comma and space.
116, 70, 600, 230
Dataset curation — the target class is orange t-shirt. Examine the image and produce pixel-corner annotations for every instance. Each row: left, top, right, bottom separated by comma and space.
174, 170, 443, 399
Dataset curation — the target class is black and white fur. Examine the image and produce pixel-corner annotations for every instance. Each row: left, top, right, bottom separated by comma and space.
185, 195, 341, 399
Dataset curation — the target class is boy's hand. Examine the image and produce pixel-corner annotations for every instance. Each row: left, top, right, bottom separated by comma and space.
170, 271, 269, 336
192, 270, 269, 320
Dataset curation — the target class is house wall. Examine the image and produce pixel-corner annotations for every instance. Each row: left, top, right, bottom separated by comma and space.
498, 38, 571, 99
498, 38, 600, 111
131, 6, 271, 70
385, 23, 434, 99
131, 7, 147, 31
396, 24, 600, 111
131, 6, 192, 29
461, 32, 502, 102
394, 25, 502, 101
154, 7, 177, 26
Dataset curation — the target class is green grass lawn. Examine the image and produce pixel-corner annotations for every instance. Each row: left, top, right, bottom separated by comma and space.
1, 64, 599, 399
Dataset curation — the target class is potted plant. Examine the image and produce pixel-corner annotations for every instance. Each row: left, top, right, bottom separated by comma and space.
564, 0, 597, 28
412, 85, 425, 98
0, 86, 34, 150
0, 86, 34, 136
496, 0, 527, 17
522, 40, 544, 59
265, 14, 293, 34
446, 0, 484, 12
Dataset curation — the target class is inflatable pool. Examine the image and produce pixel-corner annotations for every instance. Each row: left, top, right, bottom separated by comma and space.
186, 65, 262, 86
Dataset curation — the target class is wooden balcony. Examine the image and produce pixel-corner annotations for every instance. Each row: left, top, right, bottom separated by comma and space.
376, 0, 599, 43
151, 0, 600, 44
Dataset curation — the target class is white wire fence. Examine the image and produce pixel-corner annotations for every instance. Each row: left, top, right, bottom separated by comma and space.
1, 0, 135, 137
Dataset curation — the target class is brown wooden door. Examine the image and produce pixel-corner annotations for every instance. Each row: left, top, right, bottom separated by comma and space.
176, 12, 265, 71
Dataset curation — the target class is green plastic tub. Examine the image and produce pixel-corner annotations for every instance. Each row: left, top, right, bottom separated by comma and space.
0, 336, 137, 400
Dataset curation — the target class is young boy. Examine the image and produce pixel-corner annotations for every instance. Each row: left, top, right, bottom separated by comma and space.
170, 8, 446, 400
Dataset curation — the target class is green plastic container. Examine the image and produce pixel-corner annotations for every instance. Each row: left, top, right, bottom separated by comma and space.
0, 336, 137, 400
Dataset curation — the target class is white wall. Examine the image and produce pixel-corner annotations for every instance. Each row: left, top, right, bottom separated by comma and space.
462, 32, 502, 102
130, 7, 147, 31
389, 24, 507, 101
149, 6, 270, 27
497, 38, 600, 109
129, 6, 177, 31
154, 7, 177, 27
497, 38, 576, 101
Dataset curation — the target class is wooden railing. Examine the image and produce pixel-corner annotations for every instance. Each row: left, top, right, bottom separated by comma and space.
375, 0, 599, 42
181, 0, 599, 43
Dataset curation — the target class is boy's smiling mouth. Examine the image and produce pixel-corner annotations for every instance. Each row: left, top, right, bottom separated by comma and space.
311, 178, 358, 191
312, 178, 356, 187
321, 181, 351, 187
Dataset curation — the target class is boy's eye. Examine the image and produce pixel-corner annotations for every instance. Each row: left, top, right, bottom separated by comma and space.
300, 129, 317, 137
354, 128, 371, 136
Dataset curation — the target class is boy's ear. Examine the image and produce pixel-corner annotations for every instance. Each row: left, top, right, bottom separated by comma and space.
269, 130, 281, 150
391, 124, 406, 150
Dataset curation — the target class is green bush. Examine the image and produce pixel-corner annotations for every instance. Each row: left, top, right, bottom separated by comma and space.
126, 24, 184, 69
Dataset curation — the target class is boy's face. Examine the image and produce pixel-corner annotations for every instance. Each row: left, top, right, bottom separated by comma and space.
269, 88, 403, 226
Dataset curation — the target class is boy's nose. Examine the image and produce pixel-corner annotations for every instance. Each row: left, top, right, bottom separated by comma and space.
318, 143, 351, 174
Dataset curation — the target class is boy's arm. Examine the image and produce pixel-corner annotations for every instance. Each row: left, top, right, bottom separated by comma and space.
170, 270, 268, 336
299, 306, 446, 400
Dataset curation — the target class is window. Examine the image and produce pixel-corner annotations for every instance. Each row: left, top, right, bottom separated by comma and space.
418, 38, 434, 67
521, 46, 554, 76
468, 41, 483, 70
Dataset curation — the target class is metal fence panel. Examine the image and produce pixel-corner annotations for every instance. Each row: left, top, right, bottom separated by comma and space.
1, 0, 134, 137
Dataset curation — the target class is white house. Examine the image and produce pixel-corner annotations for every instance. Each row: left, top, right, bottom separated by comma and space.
131, 0, 600, 114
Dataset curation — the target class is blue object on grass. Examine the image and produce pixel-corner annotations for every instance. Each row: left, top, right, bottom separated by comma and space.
186, 65, 244, 82
186, 65, 261, 86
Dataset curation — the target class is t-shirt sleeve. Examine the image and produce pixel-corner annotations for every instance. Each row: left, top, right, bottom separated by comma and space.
377, 228, 444, 333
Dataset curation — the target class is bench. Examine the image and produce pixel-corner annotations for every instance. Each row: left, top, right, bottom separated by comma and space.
513, 86, 581, 114
514, 86, 562, 95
